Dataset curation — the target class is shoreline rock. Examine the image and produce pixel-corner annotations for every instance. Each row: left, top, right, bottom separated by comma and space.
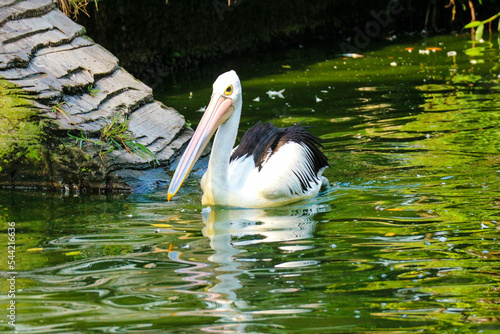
0, 0, 192, 192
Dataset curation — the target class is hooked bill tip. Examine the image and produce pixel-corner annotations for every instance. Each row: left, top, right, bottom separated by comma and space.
167, 193, 172, 202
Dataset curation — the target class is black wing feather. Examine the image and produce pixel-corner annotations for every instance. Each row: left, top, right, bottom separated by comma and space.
230, 122, 329, 192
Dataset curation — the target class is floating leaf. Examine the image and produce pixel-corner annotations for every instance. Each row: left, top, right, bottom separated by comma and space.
65, 251, 81, 256
151, 223, 172, 228
464, 46, 485, 57
27, 247, 43, 252
385, 232, 396, 237
451, 74, 482, 84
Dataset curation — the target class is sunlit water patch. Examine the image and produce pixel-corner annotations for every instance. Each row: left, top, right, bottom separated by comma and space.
1, 34, 500, 333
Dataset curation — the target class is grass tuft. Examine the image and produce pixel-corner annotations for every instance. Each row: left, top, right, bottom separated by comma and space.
68, 114, 158, 166
57, 0, 98, 19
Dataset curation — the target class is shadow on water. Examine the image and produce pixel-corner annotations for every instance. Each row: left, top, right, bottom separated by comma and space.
1, 33, 500, 333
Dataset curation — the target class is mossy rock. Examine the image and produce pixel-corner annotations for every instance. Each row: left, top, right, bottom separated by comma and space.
0, 78, 111, 191
0, 1, 191, 191
0, 79, 45, 177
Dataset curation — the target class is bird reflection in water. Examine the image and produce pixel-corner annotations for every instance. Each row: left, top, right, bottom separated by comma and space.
168, 204, 329, 332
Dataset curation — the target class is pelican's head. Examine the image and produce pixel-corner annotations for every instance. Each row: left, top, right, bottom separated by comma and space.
167, 70, 242, 201
212, 70, 242, 104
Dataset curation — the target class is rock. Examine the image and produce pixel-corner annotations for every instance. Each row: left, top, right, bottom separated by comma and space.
0, 0, 192, 192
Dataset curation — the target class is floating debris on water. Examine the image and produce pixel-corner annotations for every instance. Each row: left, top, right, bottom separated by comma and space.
266, 89, 285, 99
339, 53, 364, 58
151, 223, 172, 228
65, 251, 81, 256
253, 97, 260, 102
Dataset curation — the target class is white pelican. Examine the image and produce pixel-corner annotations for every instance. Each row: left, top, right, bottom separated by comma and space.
167, 70, 329, 208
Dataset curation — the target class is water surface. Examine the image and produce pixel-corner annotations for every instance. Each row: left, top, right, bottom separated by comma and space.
1, 34, 500, 333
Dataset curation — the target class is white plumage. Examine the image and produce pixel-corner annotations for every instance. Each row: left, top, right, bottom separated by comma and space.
168, 70, 329, 208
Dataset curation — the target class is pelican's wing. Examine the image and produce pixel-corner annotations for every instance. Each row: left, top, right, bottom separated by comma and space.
230, 122, 329, 200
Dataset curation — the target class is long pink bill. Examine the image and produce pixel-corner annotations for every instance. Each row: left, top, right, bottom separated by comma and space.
167, 94, 234, 201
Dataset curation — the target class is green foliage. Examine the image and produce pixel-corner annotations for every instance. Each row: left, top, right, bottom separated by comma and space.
475, 22, 485, 41
68, 114, 158, 166
87, 84, 99, 97
0, 79, 44, 173
464, 21, 483, 29
463, 11, 500, 41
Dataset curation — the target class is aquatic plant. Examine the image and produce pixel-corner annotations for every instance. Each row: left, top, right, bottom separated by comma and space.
463, 10, 500, 41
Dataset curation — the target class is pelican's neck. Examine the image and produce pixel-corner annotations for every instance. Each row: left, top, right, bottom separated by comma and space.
203, 98, 242, 204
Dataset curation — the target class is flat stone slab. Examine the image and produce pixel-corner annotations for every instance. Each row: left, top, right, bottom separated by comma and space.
0, 0, 191, 191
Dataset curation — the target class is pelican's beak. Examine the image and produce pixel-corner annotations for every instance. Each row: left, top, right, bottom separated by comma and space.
167, 94, 234, 201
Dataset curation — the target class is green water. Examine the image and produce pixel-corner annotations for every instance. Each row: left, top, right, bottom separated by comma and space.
1, 34, 500, 333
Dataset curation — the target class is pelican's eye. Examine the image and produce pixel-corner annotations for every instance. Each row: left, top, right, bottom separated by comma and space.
224, 85, 233, 96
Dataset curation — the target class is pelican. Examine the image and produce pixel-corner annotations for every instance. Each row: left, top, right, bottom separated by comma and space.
167, 70, 329, 208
